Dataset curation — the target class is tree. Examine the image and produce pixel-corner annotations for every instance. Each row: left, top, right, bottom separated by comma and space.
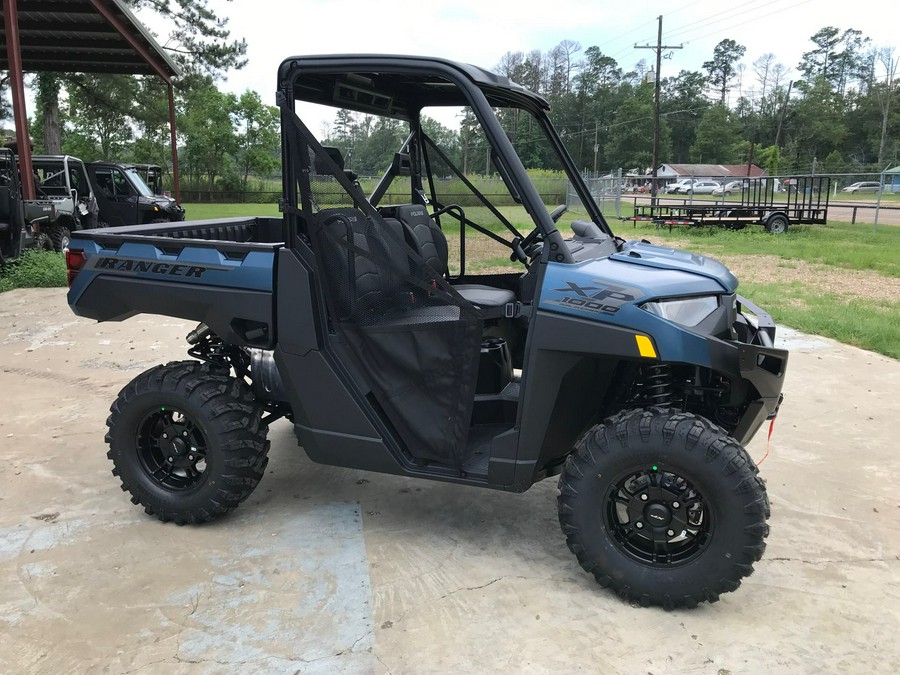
874, 48, 899, 165
703, 39, 746, 105
130, 0, 247, 80
233, 90, 279, 188
29, 0, 248, 154
798, 27, 871, 94
787, 76, 848, 159
661, 70, 709, 163
604, 82, 668, 171
179, 83, 237, 187
35, 73, 64, 154
66, 74, 138, 159
690, 106, 740, 163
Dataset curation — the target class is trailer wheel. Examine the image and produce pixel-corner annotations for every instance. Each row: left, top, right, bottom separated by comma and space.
557, 408, 769, 609
106, 360, 270, 525
765, 214, 789, 234
47, 225, 71, 252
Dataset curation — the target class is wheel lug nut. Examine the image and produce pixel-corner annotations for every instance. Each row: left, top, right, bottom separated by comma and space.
162, 433, 168, 439
640, 494, 648, 501
189, 455, 193, 460
182, 431, 188, 436
667, 529, 675, 537
672, 501, 680, 508
635, 521, 643, 529
167, 456, 173, 462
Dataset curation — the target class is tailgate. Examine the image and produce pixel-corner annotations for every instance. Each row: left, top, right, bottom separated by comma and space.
67, 234, 280, 349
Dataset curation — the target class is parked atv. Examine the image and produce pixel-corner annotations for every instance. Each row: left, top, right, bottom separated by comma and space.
0, 148, 54, 262
66, 55, 786, 609
31, 155, 99, 251
87, 161, 184, 227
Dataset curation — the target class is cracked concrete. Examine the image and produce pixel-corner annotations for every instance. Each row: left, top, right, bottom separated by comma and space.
1, 288, 900, 674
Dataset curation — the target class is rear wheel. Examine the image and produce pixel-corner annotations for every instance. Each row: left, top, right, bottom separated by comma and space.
558, 408, 769, 609
47, 225, 71, 252
106, 360, 270, 524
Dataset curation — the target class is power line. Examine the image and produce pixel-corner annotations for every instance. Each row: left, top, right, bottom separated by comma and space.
664, 0, 781, 41
681, 0, 814, 46
635, 15, 683, 199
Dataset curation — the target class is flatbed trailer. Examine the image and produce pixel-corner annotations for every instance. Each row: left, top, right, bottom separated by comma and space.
629, 175, 830, 234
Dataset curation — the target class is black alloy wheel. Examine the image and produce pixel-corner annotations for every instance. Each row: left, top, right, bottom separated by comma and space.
604, 466, 711, 568
136, 406, 209, 491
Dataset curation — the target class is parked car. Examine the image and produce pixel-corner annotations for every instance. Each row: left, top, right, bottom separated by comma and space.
684, 180, 721, 195
665, 179, 693, 194
712, 180, 744, 196
841, 181, 880, 193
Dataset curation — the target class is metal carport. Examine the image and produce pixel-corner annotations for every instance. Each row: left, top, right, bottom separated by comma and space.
1, 0, 181, 202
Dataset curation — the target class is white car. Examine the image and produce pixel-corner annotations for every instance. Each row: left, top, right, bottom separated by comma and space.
683, 180, 722, 195
841, 181, 880, 193
665, 179, 693, 194
712, 180, 744, 196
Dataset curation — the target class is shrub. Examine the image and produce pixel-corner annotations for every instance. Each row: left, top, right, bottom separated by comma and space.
0, 250, 67, 292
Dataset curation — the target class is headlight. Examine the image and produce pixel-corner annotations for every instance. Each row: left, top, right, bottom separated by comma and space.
642, 296, 719, 327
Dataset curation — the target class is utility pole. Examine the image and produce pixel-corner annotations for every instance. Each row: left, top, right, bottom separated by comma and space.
636, 16, 682, 204
593, 122, 599, 175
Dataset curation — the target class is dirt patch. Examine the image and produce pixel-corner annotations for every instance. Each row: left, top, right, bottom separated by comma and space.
718, 254, 900, 302
639, 238, 899, 303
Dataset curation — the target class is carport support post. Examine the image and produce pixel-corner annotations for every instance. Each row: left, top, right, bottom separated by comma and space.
2, 0, 35, 200
167, 83, 181, 205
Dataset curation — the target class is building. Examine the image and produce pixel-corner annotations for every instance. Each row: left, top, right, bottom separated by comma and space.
657, 163, 766, 182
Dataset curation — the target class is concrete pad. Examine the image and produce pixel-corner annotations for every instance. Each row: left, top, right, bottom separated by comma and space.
1, 288, 898, 674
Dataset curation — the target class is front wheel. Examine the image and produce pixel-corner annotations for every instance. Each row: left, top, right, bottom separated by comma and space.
105, 360, 270, 524
558, 408, 769, 609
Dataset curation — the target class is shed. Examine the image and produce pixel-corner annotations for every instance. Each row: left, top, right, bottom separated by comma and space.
1, 0, 182, 201
883, 166, 900, 194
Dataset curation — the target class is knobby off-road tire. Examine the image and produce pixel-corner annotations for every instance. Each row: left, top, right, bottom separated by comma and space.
106, 360, 270, 525
47, 224, 71, 252
558, 408, 769, 609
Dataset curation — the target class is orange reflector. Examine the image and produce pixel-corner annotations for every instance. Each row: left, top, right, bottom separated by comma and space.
635, 335, 657, 358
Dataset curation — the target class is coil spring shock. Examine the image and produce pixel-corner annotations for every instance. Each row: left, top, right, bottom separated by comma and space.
641, 363, 674, 407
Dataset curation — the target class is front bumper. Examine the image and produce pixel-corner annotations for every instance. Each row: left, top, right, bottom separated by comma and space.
708, 295, 788, 445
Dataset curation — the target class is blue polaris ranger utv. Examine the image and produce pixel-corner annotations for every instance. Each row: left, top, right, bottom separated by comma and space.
66, 55, 786, 608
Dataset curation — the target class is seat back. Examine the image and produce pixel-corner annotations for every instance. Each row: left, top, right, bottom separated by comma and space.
395, 204, 448, 278
317, 207, 409, 321
0, 186, 11, 224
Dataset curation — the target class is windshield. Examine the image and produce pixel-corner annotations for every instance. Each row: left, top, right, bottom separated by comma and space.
125, 168, 155, 197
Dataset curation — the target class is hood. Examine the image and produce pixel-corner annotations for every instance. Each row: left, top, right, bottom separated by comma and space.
611, 240, 738, 293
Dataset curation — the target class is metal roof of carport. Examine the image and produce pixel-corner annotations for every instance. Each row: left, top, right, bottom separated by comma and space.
1, 0, 182, 201
0, 0, 180, 79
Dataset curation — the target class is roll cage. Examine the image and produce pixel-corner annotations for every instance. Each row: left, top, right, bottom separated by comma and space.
276, 54, 614, 261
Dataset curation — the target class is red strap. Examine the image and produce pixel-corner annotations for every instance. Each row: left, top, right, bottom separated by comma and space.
756, 418, 775, 466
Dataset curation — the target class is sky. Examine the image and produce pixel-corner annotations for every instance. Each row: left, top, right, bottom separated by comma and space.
199, 0, 899, 114
9, 0, 898, 137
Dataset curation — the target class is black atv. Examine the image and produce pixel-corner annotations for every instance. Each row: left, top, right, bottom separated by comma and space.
87, 161, 185, 227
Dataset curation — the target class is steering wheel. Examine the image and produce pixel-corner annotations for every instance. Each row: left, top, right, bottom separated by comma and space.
549, 204, 568, 223
509, 205, 568, 263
